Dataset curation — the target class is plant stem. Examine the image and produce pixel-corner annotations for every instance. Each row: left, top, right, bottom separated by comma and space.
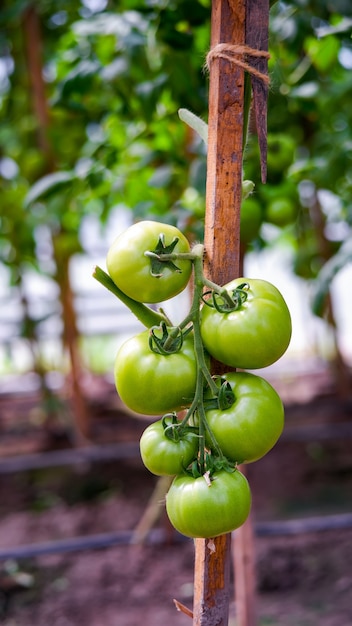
174, 245, 228, 467
93, 265, 167, 328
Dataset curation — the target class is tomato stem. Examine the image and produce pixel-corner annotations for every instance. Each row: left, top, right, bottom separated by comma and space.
173, 245, 229, 468
92, 265, 168, 328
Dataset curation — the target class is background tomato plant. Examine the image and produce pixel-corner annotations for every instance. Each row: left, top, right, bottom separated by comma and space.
0, 0, 352, 421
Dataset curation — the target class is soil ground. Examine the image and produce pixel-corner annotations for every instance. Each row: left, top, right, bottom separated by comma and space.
0, 368, 352, 626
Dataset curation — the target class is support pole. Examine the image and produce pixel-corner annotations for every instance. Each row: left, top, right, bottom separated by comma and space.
193, 1, 252, 625
203, 0, 245, 286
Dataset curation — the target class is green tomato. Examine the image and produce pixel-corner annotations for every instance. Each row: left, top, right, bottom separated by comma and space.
140, 418, 198, 476
114, 329, 197, 415
166, 469, 251, 538
106, 220, 192, 303
200, 278, 292, 369
265, 197, 298, 227
205, 372, 284, 464
240, 197, 263, 243
267, 134, 296, 173
260, 179, 298, 204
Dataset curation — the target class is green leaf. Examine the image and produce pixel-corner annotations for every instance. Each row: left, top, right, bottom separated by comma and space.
60, 60, 101, 98
311, 236, 352, 316
305, 35, 340, 73
25, 172, 75, 207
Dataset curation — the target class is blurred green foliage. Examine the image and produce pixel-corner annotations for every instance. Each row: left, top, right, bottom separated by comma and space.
0, 0, 352, 319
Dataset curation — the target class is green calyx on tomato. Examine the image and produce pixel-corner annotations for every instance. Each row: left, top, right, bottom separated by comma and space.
114, 328, 197, 416
166, 468, 251, 538
203, 377, 235, 411
106, 220, 192, 304
148, 320, 191, 356
200, 277, 292, 369
203, 281, 249, 313
139, 414, 198, 476
205, 372, 284, 464
147, 232, 184, 277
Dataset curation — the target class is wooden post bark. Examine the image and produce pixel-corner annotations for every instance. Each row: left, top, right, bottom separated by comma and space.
191, 0, 269, 622
203, 0, 245, 286
192, 1, 257, 625
233, 505, 257, 625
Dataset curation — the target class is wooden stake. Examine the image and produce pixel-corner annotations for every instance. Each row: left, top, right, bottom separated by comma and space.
192, 0, 269, 622
234, 504, 257, 626
193, 1, 249, 625
193, 534, 232, 625
203, 0, 245, 286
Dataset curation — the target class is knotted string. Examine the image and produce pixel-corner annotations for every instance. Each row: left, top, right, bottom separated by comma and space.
206, 43, 270, 84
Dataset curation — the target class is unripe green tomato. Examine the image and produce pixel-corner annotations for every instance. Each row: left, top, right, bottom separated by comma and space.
139, 419, 198, 476
106, 220, 192, 304
240, 197, 262, 243
260, 179, 298, 204
267, 134, 296, 173
200, 278, 292, 370
114, 330, 197, 415
265, 197, 298, 227
205, 372, 284, 464
166, 469, 251, 538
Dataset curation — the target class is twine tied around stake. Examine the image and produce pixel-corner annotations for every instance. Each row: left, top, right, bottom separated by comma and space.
206, 43, 270, 84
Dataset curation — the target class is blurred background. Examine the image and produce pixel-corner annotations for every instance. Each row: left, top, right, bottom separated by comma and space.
0, 1, 352, 625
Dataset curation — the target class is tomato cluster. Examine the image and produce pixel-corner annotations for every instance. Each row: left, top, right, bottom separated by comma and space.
100, 219, 292, 539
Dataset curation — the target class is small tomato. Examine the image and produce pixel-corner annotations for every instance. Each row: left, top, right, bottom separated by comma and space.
140, 418, 198, 476
267, 134, 295, 173
265, 197, 298, 227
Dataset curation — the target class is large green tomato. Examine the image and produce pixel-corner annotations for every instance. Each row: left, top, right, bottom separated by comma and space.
166, 469, 251, 538
205, 372, 284, 463
140, 418, 198, 476
114, 329, 197, 415
200, 278, 292, 369
106, 220, 192, 303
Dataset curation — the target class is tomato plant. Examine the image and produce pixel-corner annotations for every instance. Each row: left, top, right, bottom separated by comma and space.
205, 372, 284, 463
95, 220, 292, 539
200, 277, 292, 369
139, 416, 198, 476
166, 468, 251, 538
106, 220, 192, 303
114, 327, 197, 415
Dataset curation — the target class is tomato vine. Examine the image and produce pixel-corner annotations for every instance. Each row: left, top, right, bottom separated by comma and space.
93, 220, 291, 538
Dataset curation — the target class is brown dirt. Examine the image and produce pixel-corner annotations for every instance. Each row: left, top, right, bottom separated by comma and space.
0, 372, 352, 625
